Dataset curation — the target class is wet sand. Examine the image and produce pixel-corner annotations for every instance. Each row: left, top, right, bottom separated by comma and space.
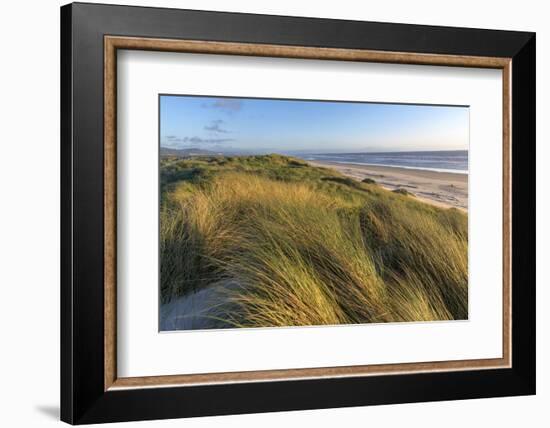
310, 161, 468, 211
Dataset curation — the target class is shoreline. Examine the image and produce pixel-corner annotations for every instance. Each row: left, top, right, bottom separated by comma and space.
308, 160, 468, 175
309, 160, 468, 211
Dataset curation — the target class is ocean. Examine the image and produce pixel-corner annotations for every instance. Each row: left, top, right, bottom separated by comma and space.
300, 150, 468, 174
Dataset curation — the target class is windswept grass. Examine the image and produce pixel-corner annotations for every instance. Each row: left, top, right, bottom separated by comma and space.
160, 154, 468, 328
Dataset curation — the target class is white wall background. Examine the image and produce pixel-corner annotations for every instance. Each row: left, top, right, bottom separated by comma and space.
0, 0, 546, 426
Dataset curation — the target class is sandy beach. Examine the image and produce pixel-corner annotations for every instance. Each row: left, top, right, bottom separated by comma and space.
310, 161, 468, 211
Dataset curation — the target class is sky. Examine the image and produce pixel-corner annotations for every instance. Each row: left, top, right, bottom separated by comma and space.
160, 95, 469, 154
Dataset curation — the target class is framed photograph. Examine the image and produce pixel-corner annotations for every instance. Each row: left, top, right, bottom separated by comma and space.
60, 2, 536, 424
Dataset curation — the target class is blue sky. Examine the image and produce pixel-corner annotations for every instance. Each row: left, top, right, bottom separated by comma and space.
160, 95, 469, 153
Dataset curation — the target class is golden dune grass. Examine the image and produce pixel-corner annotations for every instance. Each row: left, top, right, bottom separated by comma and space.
160, 156, 468, 328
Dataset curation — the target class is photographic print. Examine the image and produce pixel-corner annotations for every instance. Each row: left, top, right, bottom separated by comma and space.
62, 7, 534, 421
159, 95, 469, 331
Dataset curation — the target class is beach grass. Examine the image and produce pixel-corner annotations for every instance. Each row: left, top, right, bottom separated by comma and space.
160, 154, 468, 328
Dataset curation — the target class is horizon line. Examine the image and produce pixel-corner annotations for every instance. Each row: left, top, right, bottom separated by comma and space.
160, 146, 468, 154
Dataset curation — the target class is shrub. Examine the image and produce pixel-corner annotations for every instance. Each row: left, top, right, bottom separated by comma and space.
392, 188, 412, 196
